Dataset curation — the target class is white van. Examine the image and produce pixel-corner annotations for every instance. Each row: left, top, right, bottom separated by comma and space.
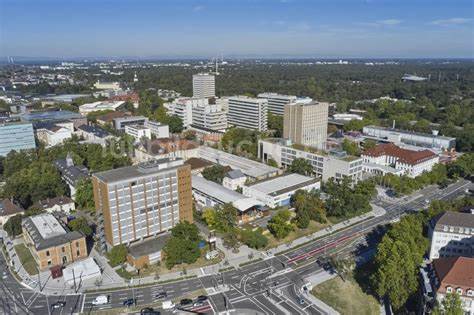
92, 295, 110, 305
162, 300, 175, 310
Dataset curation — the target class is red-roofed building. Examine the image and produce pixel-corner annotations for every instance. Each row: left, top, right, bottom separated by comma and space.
109, 92, 140, 108
362, 143, 439, 177
431, 257, 474, 314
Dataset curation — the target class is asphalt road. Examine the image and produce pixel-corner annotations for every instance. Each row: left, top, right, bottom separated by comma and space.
0, 179, 471, 315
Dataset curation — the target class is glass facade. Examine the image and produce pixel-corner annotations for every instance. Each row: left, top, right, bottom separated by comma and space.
0, 122, 36, 156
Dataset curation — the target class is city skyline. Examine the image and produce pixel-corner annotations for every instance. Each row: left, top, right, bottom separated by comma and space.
0, 0, 473, 59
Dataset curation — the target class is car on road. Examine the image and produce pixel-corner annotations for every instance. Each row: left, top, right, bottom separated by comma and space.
196, 295, 208, 302
298, 297, 305, 305
123, 298, 135, 307
155, 291, 167, 299
92, 295, 110, 305
2, 271, 7, 279
193, 301, 205, 307
140, 307, 160, 315
162, 300, 175, 310
51, 301, 66, 309
180, 298, 193, 306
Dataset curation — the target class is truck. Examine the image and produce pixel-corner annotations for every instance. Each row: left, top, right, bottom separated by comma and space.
92, 295, 110, 306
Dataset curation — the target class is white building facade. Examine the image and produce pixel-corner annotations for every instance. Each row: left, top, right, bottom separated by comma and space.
193, 73, 215, 98
227, 96, 268, 132
145, 121, 170, 139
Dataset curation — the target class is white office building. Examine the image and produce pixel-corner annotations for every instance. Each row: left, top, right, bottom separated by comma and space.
258, 138, 364, 182
164, 97, 227, 131
193, 73, 215, 98
125, 125, 152, 141
227, 96, 268, 131
145, 121, 170, 139
78, 101, 124, 114
257, 93, 312, 116
429, 212, 474, 260
242, 173, 321, 208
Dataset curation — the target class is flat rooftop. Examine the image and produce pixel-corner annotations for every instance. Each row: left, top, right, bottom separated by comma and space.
246, 173, 320, 196
197, 146, 279, 179
21, 110, 84, 121
128, 234, 170, 258
192, 175, 244, 203
364, 125, 455, 141
22, 213, 84, 250
93, 158, 184, 184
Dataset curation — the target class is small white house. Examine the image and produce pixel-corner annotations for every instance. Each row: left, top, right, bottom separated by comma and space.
223, 169, 247, 191
125, 124, 152, 142
33, 196, 75, 214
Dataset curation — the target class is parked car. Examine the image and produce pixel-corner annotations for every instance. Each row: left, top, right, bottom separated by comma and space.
123, 298, 135, 307
196, 295, 208, 302
162, 300, 175, 310
51, 301, 66, 309
180, 298, 193, 306
140, 307, 160, 315
155, 291, 167, 299
92, 295, 110, 305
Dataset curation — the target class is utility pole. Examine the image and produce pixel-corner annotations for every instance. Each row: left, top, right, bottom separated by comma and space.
72, 268, 77, 293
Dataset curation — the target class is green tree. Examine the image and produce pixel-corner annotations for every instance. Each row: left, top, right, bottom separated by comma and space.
341, 139, 361, 156
240, 228, 268, 249
291, 189, 326, 228
215, 203, 238, 233
268, 113, 283, 137
163, 221, 201, 269
267, 158, 278, 168
433, 292, 464, 315
222, 228, 240, 251
370, 215, 428, 311
75, 179, 95, 210
4, 214, 23, 237
202, 208, 217, 229
267, 209, 293, 239
68, 217, 93, 237
202, 165, 227, 184
288, 158, 313, 176
363, 139, 377, 150
107, 244, 128, 266
168, 115, 184, 133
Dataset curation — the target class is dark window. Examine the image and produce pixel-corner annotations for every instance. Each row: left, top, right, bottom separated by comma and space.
46, 250, 50, 256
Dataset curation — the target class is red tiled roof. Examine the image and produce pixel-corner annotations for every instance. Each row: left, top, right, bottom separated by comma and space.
110, 92, 139, 103
433, 256, 474, 297
96, 111, 131, 123
363, 143, 436, 165
0, 199, 24, 216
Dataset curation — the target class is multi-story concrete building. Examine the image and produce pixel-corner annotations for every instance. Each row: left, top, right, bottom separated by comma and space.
78, 101, 125, 115
227, 96, 268, 131
164, 97, 227, 131
193, 73, 215, 98
125, 125, 152, 141
362, 125, 456, 151
76, 124, 116, 147
22, 213, 87, 271
283, 101, 329, 149
92, 158, 193, 249
113, 116, 148, 131
257, 93, 312, 116
0, 121, 36, 156
429, 212, 474, 260
191, 100, 227, 132
258, 138, 363, 182
35, 122, 73, 147
145, 121, 170, 139
362, 143, 439, 178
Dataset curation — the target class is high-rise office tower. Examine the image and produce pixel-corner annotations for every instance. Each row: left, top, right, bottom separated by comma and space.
227, 96, 268, 132
257, 93, 313, 116
92, 158, 192, 249
283, 101, 329, 149
193, 73, 215, 98
0, 121, 36, 156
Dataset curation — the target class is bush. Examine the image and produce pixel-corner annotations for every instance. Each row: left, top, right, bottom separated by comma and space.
240, 228, 268, 249
107, 244, 128, 267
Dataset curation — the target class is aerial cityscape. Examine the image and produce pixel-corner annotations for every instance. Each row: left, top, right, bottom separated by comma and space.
0, 0, 473, 315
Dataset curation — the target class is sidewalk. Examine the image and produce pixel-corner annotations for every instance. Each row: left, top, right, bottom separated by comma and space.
2, 205, 384, 295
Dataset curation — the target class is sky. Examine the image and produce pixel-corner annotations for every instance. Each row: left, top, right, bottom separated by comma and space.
0, 0, 473, 59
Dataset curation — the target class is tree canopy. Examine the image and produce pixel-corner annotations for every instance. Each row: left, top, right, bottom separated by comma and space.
163, 221, 201, 269
288, 158, 313, 176
267, 209, 294, 239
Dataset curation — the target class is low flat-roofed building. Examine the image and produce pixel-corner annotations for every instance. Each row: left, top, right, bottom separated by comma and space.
76, 124, 116, 147
198, 146, 281, 180
145, 121, 170, 139
79, 101, 125, 115
96, 111, 131, 126
113, 115, 148, 130
63, 257, 101, 284
363, 125, 455, 150
22, 213, 87, 270
32, 196, 75, 214
35, 124, 72, 148
192, 175, 264, 224
22, 110, 86, 128
243, 173, 321, 208
223, 169, 247, 191
135, 138, 200, 163
0, 199, 24, 225
127, 234, 170, 269
125, 124, 152, 141
184, 157, 214, 174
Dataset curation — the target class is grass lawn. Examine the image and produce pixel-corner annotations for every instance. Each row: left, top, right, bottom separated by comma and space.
265, 220, 328, 248
312, 276, 380, 315
115, 267, 133, 280
14, 244, 38, 275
